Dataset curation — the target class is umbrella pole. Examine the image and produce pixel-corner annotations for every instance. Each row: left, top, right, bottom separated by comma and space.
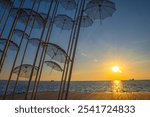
64, 0, 86, 100
24, 0, 60, 100
31, 0, 59, 100
0, 0, 20, 38
60, 0, 83, 100
0, 0, 25, 72
30, 0, 55, 99
58, 0, 80, 100
3, 5, 38, 100
0, 0, 15, 27
11, 0, 41, 99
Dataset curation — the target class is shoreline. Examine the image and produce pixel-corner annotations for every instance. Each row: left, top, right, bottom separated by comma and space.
1, 91, 150, 100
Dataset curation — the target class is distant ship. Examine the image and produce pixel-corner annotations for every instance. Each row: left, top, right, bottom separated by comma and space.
51, 80, 54, 82
129, 78, 134, 81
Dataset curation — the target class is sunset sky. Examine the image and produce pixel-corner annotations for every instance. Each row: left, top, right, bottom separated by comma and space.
71, 0, 150, 81
0, 0, 150, 81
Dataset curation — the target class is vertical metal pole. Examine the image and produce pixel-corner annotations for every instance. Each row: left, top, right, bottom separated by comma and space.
0, 0, 25, 72
0, 0, 21, 37
0, 0, 15, 27
64, 0, 86, 100
24, 0, 60, 100
60, 0, 84, 100
33, 0, 59, 100
3, 2, 39, 99
30, 0, 54, 99
11, 0, 41, 99
58, 0, 80, 100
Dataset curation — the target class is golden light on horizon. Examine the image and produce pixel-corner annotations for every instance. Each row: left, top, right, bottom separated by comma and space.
112, 66, 121, 73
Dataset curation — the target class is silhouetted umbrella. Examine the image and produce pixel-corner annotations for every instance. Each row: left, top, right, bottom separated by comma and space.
61, 0, 77, 10
0, 38, 19, 51
40, 12, 51, 26
85, 0, 116, 23
13, 29, 29, 40
80, 15, 93, 27
11, 8, 45, 29
10, 8, 29, 24
45, 60, 63, 72
29, 38, 44, 47
45, 43, 69, 63
54, 14, 73, 30
13, 64, 38, 78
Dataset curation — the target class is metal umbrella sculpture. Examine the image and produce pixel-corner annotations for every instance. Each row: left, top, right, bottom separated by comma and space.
13, 64, 38, 78
0, 8, 30, 71
62, 0, 116, 99
58, 0, 86, 100
29, 0, 61, 99
54, 14, 73, 30
31, 42, 68, 99
0, 0, 116, 100
22, 0, 57, 100
11, 8, 45, 29
46, 43, 69, 63
13, 29, 29, 40
80, 15, 93, 28
0, 38, 19, 51
0, 0, 13, 26
0, 0, 26, 38
61, 0, 77, 10
85, 0, 116, 23
45, 60, 63, 72
2, 0, 43, 99
29, 38, 44, 47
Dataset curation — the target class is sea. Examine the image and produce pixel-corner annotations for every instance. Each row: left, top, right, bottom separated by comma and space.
0, 80, 150, 96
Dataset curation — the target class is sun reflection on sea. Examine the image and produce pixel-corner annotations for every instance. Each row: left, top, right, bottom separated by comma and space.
112, 80, 123, 92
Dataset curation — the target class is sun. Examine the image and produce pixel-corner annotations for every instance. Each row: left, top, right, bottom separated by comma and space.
112, 66, 121, 73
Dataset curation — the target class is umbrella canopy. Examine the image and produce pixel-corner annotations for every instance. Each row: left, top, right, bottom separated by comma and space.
13, 29, 29, 40
29, 38, 44, 47
54, 14, 73, 30
61, 0, 77, 10
85, 0, 116, 22
13, 64, 38, 78
45, 43, 69, 63
11, 8, 45, 29
10, 8, 29, 24
80, 15, 93, 27
45, 60, 63, 72
0, 38, 19, 51
40, 12, 51, 26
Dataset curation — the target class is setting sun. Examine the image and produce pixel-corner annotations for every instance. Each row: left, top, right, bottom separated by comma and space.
112, 66, 121, 73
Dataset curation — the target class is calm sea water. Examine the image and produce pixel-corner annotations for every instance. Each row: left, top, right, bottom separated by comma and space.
0, 80, 150, 95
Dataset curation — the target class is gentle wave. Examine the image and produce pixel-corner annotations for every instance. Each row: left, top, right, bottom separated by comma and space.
0, 80, 150, 96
